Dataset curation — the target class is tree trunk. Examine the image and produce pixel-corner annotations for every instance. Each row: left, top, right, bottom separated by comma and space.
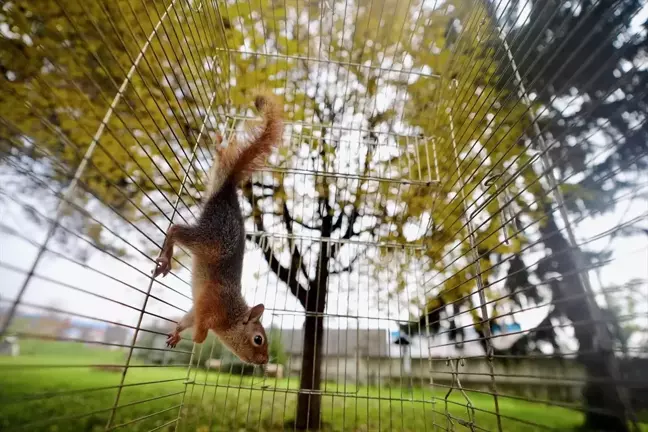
295, 311, 325, 429
540, 215, 630, 432
294, 218, 330, 430
477, 3, 634, 424
582, 361, 630, 432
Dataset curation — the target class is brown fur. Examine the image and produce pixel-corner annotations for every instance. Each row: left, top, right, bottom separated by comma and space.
153, 92, 284, 365
230, 92, 284, 183
214, 90, 284, 187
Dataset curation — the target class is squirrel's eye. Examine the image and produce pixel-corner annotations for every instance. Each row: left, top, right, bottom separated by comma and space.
253, 335, 263, 346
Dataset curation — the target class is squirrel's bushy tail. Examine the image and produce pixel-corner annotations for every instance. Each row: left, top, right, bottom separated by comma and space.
230, 91, 284, 184
207, 91, 283, 196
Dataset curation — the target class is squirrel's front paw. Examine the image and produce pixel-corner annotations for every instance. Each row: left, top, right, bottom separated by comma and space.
152, 256, 171, 278
166, 332, 181, 348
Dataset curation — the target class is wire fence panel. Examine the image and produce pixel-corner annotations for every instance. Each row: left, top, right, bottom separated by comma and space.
1, 0, 646, 431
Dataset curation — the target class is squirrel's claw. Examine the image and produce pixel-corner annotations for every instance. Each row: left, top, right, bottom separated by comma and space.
152, 256, 171, 278
166, 332, 181, 349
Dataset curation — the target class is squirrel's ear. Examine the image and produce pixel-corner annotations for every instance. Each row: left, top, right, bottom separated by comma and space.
245, 304, 265, 323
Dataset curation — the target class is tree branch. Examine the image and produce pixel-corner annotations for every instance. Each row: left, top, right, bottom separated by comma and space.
251, 181, 280, 192
243, 182, 309, 307
247, 233, 309, 307
281, 198, 311, 282
331, 210, 345, 232
330, 250, 364, 275
292, 218, 320, 230
341, 207, 360, 240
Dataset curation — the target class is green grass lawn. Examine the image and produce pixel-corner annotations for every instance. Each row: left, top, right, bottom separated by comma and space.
0, 340, 595, 431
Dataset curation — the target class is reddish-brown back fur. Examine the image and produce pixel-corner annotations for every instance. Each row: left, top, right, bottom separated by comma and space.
195, 279, 246, 331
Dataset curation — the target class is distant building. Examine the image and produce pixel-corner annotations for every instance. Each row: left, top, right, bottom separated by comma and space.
276, 327, 585, 402
104, 324, 129, 347
78, 326, 105, 343
278, 327, 481, 386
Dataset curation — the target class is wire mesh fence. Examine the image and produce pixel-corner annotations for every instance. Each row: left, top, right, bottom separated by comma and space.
0, 0, 647, 431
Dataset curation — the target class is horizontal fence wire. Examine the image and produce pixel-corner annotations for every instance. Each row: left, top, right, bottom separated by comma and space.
1, 0, 647, 431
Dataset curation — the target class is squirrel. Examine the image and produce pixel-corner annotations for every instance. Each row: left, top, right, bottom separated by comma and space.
152, 91, 284, 366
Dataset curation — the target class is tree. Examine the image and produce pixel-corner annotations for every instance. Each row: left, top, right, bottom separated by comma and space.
487, 2, 647, 430
404, 1, 647, 431
234, 0, 558, 427
6, 0, 643, 430
229, 0, 420, 426
0, 0, 227, 259
1, 0, 422, 428
1, 0, 541, 428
